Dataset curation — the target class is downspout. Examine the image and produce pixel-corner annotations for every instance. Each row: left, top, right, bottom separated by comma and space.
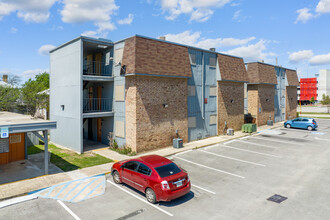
202, 51, 205, 119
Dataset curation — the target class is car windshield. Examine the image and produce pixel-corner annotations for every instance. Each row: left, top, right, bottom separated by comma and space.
155, 163, 181, 178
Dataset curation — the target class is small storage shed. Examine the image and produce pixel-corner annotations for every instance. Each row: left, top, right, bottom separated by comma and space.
0, 111, 56, 174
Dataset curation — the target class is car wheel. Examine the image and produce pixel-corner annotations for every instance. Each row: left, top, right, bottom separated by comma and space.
112, 171, 121, 184
307, 126, 313, 131
286, 124, 291, 128
145, 188, 157, 204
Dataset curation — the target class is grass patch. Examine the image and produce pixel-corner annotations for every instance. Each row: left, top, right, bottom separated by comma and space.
28, 144, 113, 172
299, 112, 330, 115
27, 145, 43, 155
110, 146, 136, 156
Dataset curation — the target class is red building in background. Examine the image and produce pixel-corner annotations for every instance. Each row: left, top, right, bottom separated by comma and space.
299, 77, 317, 104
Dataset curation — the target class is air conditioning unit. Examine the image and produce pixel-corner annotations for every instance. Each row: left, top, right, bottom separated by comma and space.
173, 138, 183, 148
227, 128, 234, 136
267, 120, 274, 126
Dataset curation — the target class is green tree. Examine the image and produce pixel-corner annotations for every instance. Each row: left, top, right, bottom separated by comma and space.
320, 94, 330, 105
0, 85, 20, 111
310, 96, 315, 104
21, 72, 49, 117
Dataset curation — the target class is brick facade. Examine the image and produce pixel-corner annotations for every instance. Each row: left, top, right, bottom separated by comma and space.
246, 62, 277, 85
286, 69, 299, 86
217, 54, 248, 82
286, 86, 297, 120
125, 76, 188, 153
217, 81, 245, 132
122, 36, 192, 77
247, 84, 275, 126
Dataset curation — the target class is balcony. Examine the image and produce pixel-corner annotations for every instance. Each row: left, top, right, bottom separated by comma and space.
83, 60, 111, 77
83, 98, 113, 113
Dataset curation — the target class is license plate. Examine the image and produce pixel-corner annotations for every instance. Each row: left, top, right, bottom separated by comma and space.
176, 181, 182, 187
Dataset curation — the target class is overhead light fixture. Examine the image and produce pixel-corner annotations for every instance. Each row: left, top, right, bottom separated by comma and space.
97, 45, 108, 49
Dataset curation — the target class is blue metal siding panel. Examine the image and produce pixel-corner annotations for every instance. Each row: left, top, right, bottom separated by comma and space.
113, 42, 126, 146
187, 49, 217, 141
274, 67, 286, 122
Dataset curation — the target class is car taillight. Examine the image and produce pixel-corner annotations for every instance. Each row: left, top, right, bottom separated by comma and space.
313, 122, 315, 125
161, 180, 170, 190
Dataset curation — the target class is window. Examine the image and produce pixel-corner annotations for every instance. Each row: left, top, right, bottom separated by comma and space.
210, 115, 217, 125
115, 85, 125, 101
188, 85, 196, 96
209, 87, 217, 96
189, 53, 196, 65
188, 117, 196, 128
124, 161, 139, 171
209, 57, 217, 68
115, 121, 125, 138
155, 163, 181, 178
302, 119, 309, 122
138, 163, 152, 176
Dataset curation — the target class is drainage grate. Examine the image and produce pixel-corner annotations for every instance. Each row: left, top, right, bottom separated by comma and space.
267, 194, 287, 203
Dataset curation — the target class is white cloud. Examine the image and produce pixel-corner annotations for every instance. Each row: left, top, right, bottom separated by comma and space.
309, 53, 330, 65
22, 69, 48, 78
118, 13, 134, 25
9, 27, 18, 34
0, 0, 57, 23
38, 45, 56, 56
295, 8, 314, 23
61, 0, 119, 37
289, 50, 314, 63
224, 40, 273, 62
164, 31, 256, 50
316, 0, 330, 13
160, 0, 232, 22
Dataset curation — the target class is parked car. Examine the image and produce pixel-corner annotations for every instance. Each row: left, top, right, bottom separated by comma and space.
111, 155, 191, 203
284, 117, 318, 131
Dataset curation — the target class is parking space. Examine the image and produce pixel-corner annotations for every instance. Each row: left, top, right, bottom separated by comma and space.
1, 120, 330, 219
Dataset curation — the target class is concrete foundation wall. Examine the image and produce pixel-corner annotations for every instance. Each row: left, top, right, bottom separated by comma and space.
126, 76, 188, 153
218, 81, 244, 132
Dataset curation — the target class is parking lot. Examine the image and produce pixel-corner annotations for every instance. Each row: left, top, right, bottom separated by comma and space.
1, 119, 330, 220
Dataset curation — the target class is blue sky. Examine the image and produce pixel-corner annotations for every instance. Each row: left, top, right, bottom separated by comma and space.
1, 0, 330, 84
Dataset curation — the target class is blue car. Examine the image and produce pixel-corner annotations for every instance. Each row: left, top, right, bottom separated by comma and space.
284, 117, 318, 131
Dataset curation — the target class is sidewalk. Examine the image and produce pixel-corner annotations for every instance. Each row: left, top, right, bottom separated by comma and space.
0, 122, 283, 201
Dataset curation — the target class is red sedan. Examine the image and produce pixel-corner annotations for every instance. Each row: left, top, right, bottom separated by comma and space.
111, 155, 191, 203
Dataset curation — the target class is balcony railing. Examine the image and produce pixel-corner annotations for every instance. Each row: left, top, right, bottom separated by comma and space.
83, 98, 113, 113
83, 60, 111, 76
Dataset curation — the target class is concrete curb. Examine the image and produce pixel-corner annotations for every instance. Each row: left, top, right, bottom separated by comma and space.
0, 123, 283, 204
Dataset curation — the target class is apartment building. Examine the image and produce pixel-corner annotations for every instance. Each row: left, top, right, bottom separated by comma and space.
246, 62, 299, 126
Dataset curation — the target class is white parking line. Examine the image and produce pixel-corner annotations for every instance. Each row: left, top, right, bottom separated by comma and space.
198, 149, 266, 167
224, 140, 236, 145
240, 136, 250, 140
204, 144, 219, 150
315, 137, 330, 142
219, 145, 282, 158
251, 136, 304, 146
191, 184, 216, 195
107, 180, 173, 217
175, 150, 193, 156
174, 156, 245, 179
235, 139, 277, 149
57, 200, 81, 220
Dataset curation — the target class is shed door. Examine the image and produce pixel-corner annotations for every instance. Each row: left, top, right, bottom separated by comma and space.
8, 133, 25, 162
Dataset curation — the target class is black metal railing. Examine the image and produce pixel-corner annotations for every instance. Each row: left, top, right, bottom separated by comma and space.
83, 98, 113, 113
83, 60, 111, 76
